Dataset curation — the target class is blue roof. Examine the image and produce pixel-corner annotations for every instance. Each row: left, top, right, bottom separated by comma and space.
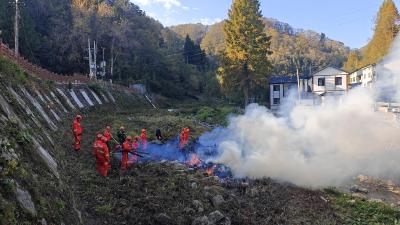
269, 75, 311, 84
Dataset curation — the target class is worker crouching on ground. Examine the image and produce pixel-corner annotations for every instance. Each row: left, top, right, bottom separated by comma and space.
121, 136, 133, 170
72, 115, 83, 151
117, 126, 126, 145
93, 134, 110, 177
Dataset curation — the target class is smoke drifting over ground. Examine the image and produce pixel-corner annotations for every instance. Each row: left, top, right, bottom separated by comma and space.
200, 37, 400, 188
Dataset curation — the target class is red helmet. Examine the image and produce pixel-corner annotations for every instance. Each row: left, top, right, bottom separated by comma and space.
101, 137, 108, 142
126, 136, 132, 141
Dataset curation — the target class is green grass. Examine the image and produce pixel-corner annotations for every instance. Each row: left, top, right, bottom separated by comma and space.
0, 56, 28, 84
195, 105, 241, 126
325, 188, 400, 225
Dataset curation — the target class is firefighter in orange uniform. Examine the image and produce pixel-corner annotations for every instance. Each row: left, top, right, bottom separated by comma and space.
121, 136, 132, 170
140, 129, 147, 151
72, 115, 83, 151
184, 127, 190, 145
179, 128, 185, 149
93, 134, 110, 177
103, 126, 112, 148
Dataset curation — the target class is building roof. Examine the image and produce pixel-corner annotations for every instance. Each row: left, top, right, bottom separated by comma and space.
269, 75, 311, 84
312, 66, 349, 76
349, 64, 376, 74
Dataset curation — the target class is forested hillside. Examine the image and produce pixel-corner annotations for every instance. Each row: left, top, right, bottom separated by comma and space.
0, 0, 207, 98
171, 18, 350, 75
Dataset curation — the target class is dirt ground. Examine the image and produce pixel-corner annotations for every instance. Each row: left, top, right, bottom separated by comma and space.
57, 105, 343, 225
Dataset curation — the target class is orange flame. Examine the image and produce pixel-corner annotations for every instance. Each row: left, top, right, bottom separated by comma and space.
206, 165, 217, 176
187, 154, 201, 167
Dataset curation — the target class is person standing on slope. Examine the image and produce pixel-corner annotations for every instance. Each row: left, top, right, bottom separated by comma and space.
92, 134, 110, 177
117, 126, 127, 145
103, 126, 112, 148
140, 128, 147, 151
72, 115, 83, 151
121, 136, 133, 170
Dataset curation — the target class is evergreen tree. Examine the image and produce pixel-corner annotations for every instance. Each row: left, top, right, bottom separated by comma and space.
343, 51, 360, 72
362, 0, 399, 65
183, 35, 196, 64
183, 35, 207, 69
218, 0, 272, 106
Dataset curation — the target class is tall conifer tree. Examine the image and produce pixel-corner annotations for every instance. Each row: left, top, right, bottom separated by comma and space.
218, 0, 272, 106
362, 0, 399, 65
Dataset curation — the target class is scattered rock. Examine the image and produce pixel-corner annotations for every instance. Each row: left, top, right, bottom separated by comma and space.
191, 182, 198, 189
208, 211, 224, 223
16, 185, 37, 216
41, 218, 47, 225
155, 213, 172, 225
192, 216, 209, 225
212, 195, 225, 207
247, 188, 259, 197
350, 185, 369, 194
193, 200, 204, 213
347, 199, 356, 204
184, 207, 195, 214
351, 193, 366, 199
368, 198, 383, 203
356, 175, 369, 182
204, 186, 224, 194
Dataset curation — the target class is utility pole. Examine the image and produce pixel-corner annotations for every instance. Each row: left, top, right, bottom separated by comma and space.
94, 40, 97, 79
14, 0, 19, 56
88, 39, 93, 79
296, 68, 301, 103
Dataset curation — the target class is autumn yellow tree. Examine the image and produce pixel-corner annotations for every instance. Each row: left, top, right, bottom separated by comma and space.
218, 0, 273, 106
362, 0, 400, 65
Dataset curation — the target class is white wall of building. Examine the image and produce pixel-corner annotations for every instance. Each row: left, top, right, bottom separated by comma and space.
312, 67, 349, 95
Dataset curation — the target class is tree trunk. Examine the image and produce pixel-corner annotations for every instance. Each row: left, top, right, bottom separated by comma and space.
243, 62, 250, 107
243, 85, 249, 107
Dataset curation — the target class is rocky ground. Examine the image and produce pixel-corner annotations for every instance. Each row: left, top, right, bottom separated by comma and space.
59, 105, 343, 225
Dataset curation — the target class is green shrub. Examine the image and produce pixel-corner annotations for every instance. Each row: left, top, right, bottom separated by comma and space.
88, 83, 103, 95
0, 56, 28, 83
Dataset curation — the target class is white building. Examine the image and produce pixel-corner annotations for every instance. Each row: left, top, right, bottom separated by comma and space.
269, 75, 311, 110
349, 64, 376, 89
269, 66, 350, 109
311, 67, 349, 96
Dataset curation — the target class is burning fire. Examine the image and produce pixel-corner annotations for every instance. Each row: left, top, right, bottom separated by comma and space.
206, 165, 217, 176
187, 154, 202, 167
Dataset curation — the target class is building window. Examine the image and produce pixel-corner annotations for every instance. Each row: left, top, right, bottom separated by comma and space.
335, 77, 342, 85
318, 78, 325, 86
273, 85, 280, 91
273, 98, 280, 105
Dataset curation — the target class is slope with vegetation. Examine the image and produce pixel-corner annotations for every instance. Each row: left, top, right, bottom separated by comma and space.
0, 0, 210, 99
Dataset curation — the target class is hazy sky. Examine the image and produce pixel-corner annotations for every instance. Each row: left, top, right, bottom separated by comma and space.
130, 0, 400, 49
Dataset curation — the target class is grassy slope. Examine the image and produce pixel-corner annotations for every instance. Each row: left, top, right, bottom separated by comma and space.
59, 103, 342, 225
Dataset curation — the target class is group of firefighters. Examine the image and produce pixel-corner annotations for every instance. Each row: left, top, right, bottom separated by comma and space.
72, 115, 190, 177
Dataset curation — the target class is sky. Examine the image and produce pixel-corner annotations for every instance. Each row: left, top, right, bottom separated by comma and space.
130, 0, 400, 49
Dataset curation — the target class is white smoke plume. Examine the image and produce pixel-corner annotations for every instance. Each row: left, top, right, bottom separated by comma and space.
201, 37, 400, 188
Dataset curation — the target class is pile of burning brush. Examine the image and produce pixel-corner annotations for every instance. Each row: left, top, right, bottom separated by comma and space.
185, 153, 232, 179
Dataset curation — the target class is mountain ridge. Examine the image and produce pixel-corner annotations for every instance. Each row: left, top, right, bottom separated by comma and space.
170, 17, 350, 75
